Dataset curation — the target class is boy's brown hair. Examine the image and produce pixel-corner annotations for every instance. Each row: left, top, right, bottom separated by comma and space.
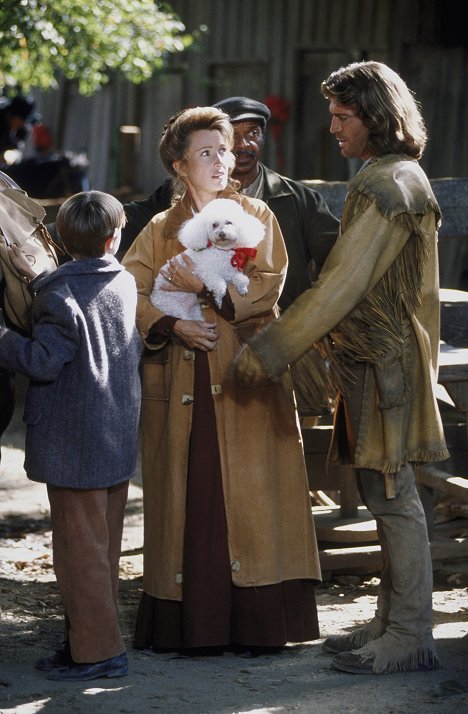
56, 191, 126, 259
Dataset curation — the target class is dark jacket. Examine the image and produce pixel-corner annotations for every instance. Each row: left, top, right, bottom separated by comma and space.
261, 165, 339, 309
118, 168, 339, 310
119, 178, 173, 258
0, 255, 142, 488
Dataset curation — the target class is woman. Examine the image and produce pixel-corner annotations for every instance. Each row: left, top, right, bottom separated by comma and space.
123, 106, 321, 655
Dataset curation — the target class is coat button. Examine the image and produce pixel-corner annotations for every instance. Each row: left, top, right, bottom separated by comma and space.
211, 384, 222, 395
230, 560, 241, 572
175, 573, 183, 584
182, 394, 194, 405
183, 349, 195, 360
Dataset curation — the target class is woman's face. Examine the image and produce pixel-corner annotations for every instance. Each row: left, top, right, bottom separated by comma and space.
174, 129, 234, 200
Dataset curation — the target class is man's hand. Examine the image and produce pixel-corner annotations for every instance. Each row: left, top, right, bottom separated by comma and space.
230, 344, 269, 385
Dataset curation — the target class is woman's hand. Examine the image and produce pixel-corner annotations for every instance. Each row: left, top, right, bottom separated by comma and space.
8, 244, 38, 282
173, 319, 219, 352
161, 254, 203, 293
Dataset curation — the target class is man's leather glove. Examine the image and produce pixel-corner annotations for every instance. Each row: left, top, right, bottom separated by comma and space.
230, 343, 270, 385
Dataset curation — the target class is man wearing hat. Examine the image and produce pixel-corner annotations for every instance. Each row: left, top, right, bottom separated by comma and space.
119, 97, 339, 311
213, 97, 339, 309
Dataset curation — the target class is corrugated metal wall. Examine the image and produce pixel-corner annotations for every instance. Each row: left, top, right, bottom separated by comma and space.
32, 0, 467, 195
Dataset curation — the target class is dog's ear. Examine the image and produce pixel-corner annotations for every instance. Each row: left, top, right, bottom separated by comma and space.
237, 213, 266, 248
178, 213, 210, 250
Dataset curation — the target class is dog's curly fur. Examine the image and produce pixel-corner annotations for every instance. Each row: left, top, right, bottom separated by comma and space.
150, 199, 265, 320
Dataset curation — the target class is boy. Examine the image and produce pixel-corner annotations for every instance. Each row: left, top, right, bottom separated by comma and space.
0, 191, 142, 681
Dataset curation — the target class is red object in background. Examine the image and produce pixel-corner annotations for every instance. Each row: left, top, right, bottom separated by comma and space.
32, 123, 53, 153
264, 95, 290, 169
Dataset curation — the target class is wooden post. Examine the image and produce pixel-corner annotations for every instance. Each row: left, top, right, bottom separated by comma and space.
118, 125, 141, 193
338, 464, 359, 518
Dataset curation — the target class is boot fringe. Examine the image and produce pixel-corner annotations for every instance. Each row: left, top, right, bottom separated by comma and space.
348, 619, 385, 649
357, 639, 440, 673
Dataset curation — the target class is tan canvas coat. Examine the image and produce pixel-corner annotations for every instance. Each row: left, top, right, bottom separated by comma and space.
251, 155, 449, 474
122, 188, 321, 601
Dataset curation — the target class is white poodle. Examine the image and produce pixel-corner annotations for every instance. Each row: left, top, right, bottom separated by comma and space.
150, 198, 265, 320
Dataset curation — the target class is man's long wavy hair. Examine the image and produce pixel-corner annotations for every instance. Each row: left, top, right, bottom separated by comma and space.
159, 106, 236, 199
321, 61, 427, 159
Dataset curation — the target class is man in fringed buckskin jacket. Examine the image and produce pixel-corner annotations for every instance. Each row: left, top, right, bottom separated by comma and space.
231, 61, 450, 675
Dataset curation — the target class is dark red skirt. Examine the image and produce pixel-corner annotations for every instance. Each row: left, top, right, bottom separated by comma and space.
134, 351, 319, 652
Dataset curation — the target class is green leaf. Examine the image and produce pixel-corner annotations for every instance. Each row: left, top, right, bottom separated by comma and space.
0, 0, 194, 95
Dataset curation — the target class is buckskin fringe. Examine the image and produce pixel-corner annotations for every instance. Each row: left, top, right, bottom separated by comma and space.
346, 618, 385, 648
356, 635, 440, 674
288, 347, 331, 414
354, 449, 451, 475
312, 199, 431, 395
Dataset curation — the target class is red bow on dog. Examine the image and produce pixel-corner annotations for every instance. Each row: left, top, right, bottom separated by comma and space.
230, 247, 257, 271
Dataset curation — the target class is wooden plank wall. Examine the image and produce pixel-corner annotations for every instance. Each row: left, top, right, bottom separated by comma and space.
32, 0, 467, 193
169, 0, 467, 181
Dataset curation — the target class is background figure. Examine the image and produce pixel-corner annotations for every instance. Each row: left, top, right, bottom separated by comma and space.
232, 61, 449, 674
213, 97, 339, 309
118, 178, 173, 256
123, 106, 321, 655
1, 95, 89, 200
0, 95, 38, 163
3, 121, 90, 200
0, 191, 142, 681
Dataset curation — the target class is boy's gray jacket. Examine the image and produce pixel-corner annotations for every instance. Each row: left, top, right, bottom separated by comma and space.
0, 256, 142, 488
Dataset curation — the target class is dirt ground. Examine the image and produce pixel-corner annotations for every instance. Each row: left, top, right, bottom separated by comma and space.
0, 385, 467, 714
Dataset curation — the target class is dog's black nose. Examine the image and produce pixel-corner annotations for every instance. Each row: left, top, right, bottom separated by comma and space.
219, 231, 225, 239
